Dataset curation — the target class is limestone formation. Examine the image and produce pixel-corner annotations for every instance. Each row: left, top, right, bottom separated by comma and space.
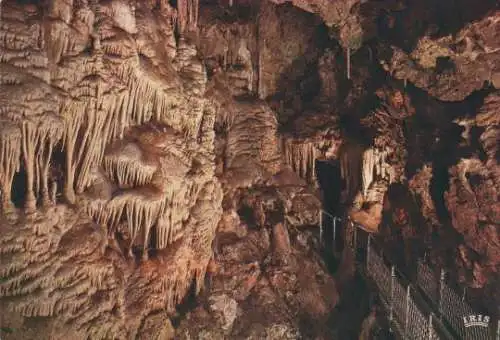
0, 1, 222, 338
1, 0, 499, 338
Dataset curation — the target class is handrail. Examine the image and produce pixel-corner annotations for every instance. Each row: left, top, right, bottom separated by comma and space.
332, 215, 499, 340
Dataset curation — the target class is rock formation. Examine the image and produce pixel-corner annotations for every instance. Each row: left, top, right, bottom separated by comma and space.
0, 1, 222, 338
1, 0, 499, 338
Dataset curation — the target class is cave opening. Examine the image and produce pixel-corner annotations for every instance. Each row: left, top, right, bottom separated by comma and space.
50, 142, 66, 204
315, 160, 341, 215
171, 279, 199, 328
237, 204, 256, 227
315, 159, 342, 251
148, 224, 158, 258
11, 162, 27, 209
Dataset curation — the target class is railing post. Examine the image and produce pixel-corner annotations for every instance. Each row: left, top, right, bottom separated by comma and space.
428, 313, 434, 340
333, 217, 337, 244
353, 221, 358, 250
366, 234, 371, 268
404, 285, 411, 337
439, 269, 445, 319
319, 210, 323, 247
496, 319, 499, 340
390, 266, 395, 323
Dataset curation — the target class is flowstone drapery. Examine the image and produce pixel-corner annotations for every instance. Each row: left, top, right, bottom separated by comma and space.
0, 1, 222, 338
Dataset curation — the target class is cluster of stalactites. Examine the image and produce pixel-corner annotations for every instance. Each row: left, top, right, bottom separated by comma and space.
0, 61, 198, 212
361, 147, 394, 198
340, 143, 362, 199
0, 117, 64, 212
282, 138, 318, 184
87, 178, 194, 257
176, 0, 199, 33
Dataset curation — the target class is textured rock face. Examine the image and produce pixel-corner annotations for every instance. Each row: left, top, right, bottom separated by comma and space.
443, 92, 500, 305
1, 0, 500, 338
340, 86, 413, 231
381, 9, 500, 101
0, 0, 336, 338
0, 1, 222, 338
176, 215, 338, 339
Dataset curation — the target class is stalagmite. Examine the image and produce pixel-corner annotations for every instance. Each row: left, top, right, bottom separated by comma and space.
50, 181, 57, 205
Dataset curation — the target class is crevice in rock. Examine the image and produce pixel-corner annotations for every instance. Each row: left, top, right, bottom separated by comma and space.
11, 163, 27, 209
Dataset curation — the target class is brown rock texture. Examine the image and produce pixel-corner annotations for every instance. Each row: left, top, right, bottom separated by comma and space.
1, 0, 500, 338
0, 1, 339, 338
382, 9, 500, 101
444, 92, 500, 306
0, 1, 222, 338
176, 216, 338, 339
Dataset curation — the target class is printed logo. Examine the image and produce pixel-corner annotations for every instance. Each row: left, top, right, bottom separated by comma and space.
463, 315, 490, 328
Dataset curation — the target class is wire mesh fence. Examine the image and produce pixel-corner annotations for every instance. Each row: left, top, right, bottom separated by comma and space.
392, 274, 408, 330
345, 216, 498, 340
417, 259, 440, 303
417, 259, 495, 340
322, 213, 498, 340
407, 289, 431, 340
367, 241, 392, 299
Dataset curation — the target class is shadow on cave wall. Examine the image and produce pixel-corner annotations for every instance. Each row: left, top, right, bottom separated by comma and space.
402, 84, 493, 224
364, 0, 499, 53
315, 160, 342, 252
268, 18, 332, 125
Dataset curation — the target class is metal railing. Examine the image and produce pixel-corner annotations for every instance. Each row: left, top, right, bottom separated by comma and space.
317, 210, 499, 340
416, 259, 497, 340
366, 238, 447, 340
319, 210, 341, 249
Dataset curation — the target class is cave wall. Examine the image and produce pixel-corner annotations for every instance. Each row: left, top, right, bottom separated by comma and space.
0, 1, 223, 338
0, 0, 499, 338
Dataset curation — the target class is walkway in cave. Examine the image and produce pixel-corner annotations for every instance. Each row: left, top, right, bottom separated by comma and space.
315, 160, 395, 339
315, 159, 342, 271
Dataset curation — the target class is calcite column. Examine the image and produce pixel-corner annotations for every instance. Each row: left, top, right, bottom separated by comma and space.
39, 141, 54, 207
21, 123, 38, 212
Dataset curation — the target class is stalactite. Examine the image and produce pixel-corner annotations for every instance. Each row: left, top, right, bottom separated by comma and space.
0, 126, 21, 212
0, 3, 222, 337
362, 148, 375, 197
62, 106, 85, 203
21, 122, 38, 212
104, 156, 157, 188
282, 138, 319, 184
176, 0, 199, 33
361, 147, 396, 199
35, 121, 63, 207
75, 108, 109, 193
